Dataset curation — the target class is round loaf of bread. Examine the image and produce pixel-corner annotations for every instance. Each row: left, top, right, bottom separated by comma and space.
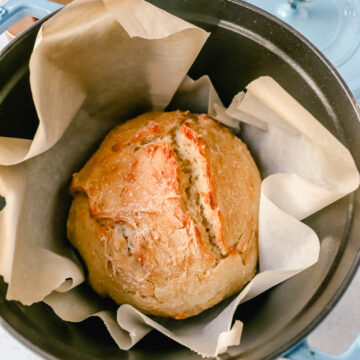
67, 110, 261, 319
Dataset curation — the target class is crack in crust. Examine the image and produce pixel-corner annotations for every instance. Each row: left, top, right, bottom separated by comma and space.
173, 122, 222, 261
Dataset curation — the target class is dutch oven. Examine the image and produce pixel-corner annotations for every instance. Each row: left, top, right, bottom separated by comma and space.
0, 0, 359, 359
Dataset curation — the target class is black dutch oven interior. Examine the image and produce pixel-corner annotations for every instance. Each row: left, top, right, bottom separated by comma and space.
0, 0, 360, 359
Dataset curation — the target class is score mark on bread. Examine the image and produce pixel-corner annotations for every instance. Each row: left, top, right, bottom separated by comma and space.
67, 111, 260, 319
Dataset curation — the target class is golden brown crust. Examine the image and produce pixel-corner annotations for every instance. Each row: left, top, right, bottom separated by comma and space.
67, 110, 261, 318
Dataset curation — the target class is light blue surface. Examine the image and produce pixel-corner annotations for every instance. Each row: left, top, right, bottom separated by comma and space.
285, 334, 360, 359
244, 0, 360, 103
0, 0, 62, 34
0, 1, 359, 359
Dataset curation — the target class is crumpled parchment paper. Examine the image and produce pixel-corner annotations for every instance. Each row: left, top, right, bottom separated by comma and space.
0, 0, 358, 357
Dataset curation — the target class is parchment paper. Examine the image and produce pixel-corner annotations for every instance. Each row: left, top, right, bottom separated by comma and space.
0, 0, 359, 357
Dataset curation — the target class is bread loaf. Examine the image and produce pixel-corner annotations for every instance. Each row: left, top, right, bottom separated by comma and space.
67, 110, 261, 319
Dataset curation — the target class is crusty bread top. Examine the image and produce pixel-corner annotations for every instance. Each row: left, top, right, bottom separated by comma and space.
68, 110, 260, 318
